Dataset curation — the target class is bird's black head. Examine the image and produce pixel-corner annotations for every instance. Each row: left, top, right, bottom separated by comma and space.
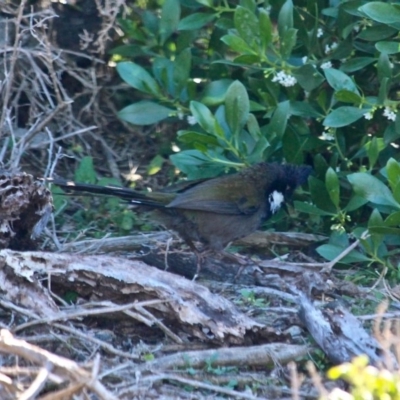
267, 163, 312, 199
258, 163, 311, 218
282, 164, 312, 194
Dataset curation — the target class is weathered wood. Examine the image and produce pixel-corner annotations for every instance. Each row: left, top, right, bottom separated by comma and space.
0, 249, 264, 344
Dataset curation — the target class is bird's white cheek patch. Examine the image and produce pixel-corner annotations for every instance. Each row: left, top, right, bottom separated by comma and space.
269, 190, 284, 214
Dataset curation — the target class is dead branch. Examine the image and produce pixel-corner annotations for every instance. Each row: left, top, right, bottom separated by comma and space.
0, 249, 264, 343
141, 343, 310, 372
0, 329, 118, 400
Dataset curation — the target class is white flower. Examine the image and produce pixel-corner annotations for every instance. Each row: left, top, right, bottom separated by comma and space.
321, 61, 332, 69
383, 107, 397, 121
272, 71, 297, 87
364, 111, 373, 120
187, 115, 197, 125
325, 42, 338, 54
390, 62, 394, 68
302, 56, 308, 64
353, 24, 360, 32
320, 129, 334, 141
317, 28, 323, 38
177, 109, 184, 120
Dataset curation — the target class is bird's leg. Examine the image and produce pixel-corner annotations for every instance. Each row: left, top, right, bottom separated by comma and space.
185, 239, 204, 281
233, 262, 248, 281
186, 240, 249, 281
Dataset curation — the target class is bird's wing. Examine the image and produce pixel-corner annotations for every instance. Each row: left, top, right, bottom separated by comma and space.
166, 175, 262, 215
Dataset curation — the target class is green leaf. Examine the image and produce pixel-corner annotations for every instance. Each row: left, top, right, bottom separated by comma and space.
324, 68, 359, 94
282, 129, 305, 164
278, 0, 293, 38
369, 208, 384, 227
240, 0, 256, 12
246, 113, 262, 139
377, 53, 392, 81
280, 28, 297, 60
359, 2, 400, 25
340, 57, 376, 73
142, 11, 159, 33
110, 44, 146, 57
293, 64, 325, 92
330, 230, 350, 247
177, 130, 220, 146
386, 158, 400, 192
376, 41, 400, 54
159, 0, 181, 43
294, 201, 334, 216
233, 54, 260, 64
378, 77, 389, 103
75, 156, 96, 184
344, 195, 368, 212
309, 176, 336, 213
370, 226, 400, 235
190, 101, 216, 134
195, 0, 213, 7
234, 6, 260, 48
317, 244, 371, 263
384, 211, 400, 226
152, 57, 172, 89
201, 79, 233, 106
259, 9, 273, 51
225, 80, 250, 135
221, 34, 255, 54
325, 167, 340, 208
348, 172, 400, 210
117, 62, 161, 96
178, 13, 216, 30
147, 155, 165, 175
357, 25, 397, 41
392, 181, 400, 205
248, 138, 269, 163
313, 154, 329, 178
173, 48, 191, 96
323, 107, 366, 128
334, 90, 362, 104
289, 102, 323, 118
368, 209, 384, 250
216, 17, 234, 30
170, 150, 223, 179
365, 137, 385, 168
118, 101, 173, 125
249, 101, 266, 112
268, 101, 290, 138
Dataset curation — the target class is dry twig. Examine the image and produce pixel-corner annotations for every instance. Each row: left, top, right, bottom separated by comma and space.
0, 329, 118, 400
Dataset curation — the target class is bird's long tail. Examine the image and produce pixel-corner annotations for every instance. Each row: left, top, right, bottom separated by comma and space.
48, 178, 170, 208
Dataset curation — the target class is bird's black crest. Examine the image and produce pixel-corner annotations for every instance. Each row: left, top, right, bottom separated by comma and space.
282, 164, 312, 186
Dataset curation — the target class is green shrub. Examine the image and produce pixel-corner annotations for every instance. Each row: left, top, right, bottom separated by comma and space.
111, 0, 400, 272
